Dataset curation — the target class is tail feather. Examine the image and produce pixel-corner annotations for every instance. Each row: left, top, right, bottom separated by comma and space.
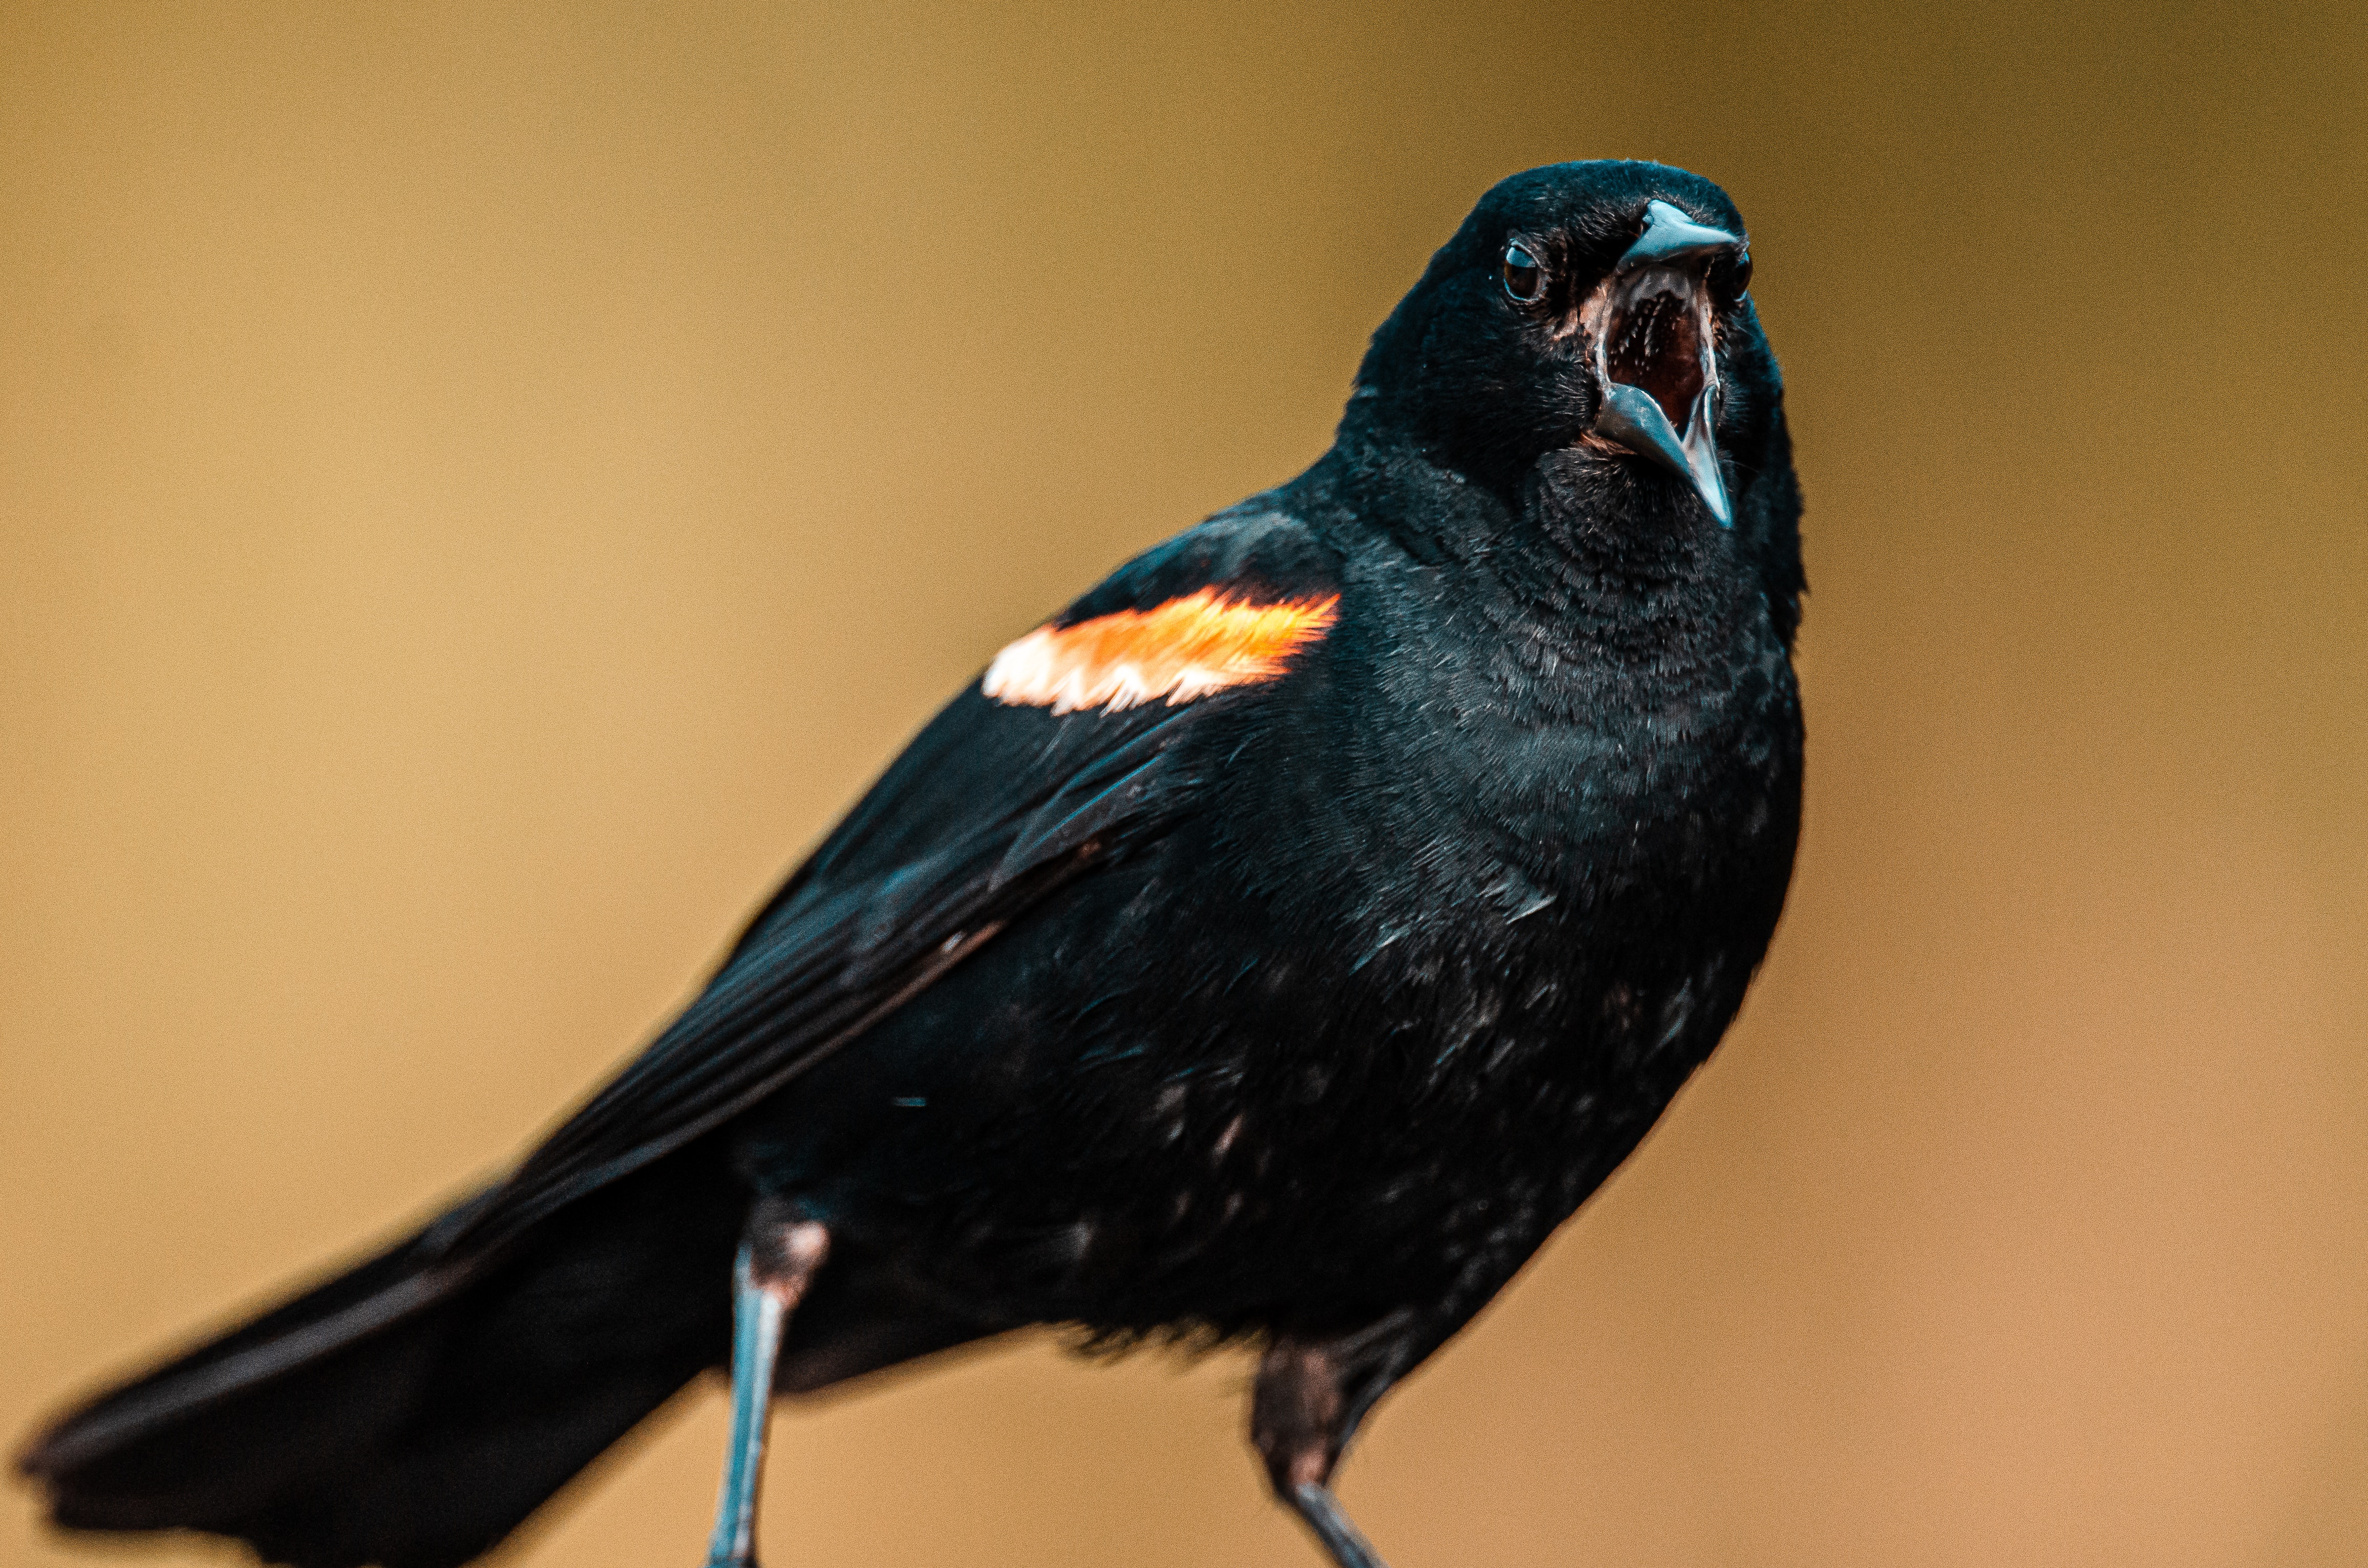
19, 1150, 743, 1568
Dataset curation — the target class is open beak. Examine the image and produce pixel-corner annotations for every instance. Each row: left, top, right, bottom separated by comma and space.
1583, 199, 1744, 527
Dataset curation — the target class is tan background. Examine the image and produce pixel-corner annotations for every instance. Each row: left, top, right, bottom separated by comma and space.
4, 3, 2364, 1565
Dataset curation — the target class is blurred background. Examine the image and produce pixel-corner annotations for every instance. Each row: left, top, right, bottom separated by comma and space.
3, 3, 2363, 1565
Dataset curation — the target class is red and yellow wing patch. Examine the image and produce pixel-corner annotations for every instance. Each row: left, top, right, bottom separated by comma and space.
983, 589, 1339, 715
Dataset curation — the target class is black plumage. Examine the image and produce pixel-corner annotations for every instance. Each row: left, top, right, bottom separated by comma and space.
19, 158, 1804, 1568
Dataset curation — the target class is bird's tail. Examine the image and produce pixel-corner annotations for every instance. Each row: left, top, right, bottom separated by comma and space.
16, 1149, 744, 1568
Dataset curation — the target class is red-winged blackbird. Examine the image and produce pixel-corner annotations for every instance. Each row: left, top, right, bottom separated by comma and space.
18, 160, 1804, 1568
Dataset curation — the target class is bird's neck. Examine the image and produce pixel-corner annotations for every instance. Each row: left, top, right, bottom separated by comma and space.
1308, 435, 1742, 661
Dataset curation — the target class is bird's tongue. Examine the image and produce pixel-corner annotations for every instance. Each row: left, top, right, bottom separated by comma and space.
1607, 283, 1706, 432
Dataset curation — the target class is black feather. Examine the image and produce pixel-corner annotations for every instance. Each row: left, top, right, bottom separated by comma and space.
20, 159, 1805, 1568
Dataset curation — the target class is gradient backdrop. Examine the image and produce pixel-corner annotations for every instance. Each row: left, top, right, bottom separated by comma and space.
4, 4, 2364, 1566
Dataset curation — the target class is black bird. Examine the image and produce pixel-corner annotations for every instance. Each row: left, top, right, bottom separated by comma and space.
19, 159, 1804, 1568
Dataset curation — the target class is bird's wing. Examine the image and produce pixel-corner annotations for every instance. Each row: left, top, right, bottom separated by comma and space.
439, 504, 1343, 1256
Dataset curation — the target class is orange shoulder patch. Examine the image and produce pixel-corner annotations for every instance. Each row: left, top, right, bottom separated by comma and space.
982, 588, 1339, 715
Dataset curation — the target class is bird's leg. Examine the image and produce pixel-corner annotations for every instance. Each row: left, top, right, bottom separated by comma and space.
1250, 1323, 1418, 1568
701, 1199, 829, 1568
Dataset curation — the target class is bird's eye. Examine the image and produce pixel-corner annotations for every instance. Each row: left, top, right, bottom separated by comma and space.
1501, 242, 1545, 304
1715, 249, 1754, 306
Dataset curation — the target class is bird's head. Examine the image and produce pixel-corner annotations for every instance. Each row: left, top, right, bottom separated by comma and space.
1346, 161, 1788, 545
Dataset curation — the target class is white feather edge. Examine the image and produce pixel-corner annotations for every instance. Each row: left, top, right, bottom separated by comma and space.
982, 628, 1243, 715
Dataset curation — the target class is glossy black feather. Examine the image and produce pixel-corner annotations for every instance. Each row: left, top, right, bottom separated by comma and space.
20, 159, 1806, 1568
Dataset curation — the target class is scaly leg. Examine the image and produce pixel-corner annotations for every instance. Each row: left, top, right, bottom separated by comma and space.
702, 1202, 829, 1568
